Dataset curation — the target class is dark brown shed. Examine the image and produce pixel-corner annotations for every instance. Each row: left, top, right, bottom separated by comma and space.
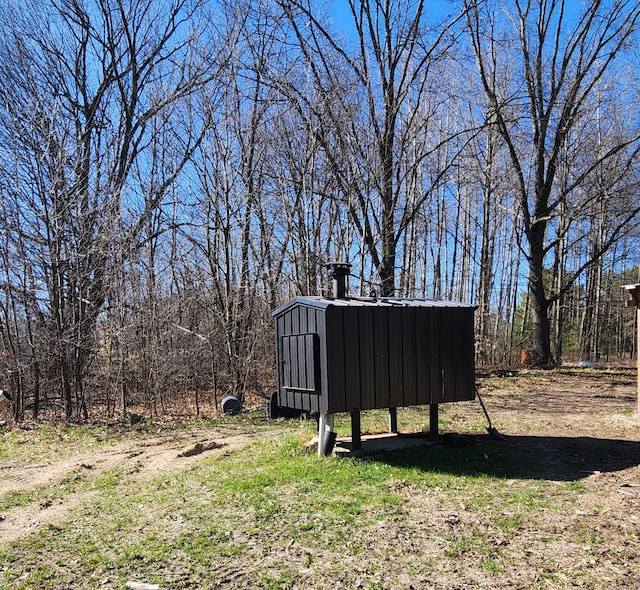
273, 293, 476, 453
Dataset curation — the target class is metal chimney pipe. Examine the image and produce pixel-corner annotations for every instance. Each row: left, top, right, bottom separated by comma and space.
326, 262, 351, 299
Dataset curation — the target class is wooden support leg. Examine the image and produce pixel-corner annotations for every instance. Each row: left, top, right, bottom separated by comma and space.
388, 407, 398, 433
429, 404, 439, 440
351, 410, 361, 451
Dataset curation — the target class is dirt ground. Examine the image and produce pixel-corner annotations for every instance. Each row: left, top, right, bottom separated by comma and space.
0, 425, 269, 546
1, 369, 640, 588
461, 370, 640, 489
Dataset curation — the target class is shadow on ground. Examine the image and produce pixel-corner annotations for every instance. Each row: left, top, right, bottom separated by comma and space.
359, 433, 640, 482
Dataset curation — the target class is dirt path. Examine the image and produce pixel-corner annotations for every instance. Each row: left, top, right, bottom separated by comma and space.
0, 427, 267, 546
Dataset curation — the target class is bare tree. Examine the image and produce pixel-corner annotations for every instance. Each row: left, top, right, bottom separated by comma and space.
466, 0, 640, 366
0, 0, 221, 419
275, 0, 468, 297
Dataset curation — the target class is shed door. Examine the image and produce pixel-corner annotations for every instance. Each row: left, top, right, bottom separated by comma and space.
281, 333, 320, 393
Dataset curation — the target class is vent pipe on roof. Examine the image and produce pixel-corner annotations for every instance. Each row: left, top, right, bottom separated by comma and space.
326, 262, 351, 299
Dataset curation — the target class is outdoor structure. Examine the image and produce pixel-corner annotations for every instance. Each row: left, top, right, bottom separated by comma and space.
622, 283, 640, 415
272, 263, 476, 455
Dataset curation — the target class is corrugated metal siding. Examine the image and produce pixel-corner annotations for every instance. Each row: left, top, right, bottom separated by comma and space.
373, 308, 390, 409
388, 307, 404, 406
276, 302, 326, 413
274, 298, 475, 414
281, 333, 319, 391
327, 305, 475, 412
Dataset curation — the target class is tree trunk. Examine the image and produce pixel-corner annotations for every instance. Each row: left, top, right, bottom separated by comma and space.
528, 223, 552, 365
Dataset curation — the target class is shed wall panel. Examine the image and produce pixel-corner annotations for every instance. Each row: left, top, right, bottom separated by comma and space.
342, 309, 361, 412
459, 308, 476, 400
295, 335, 304, 389
275, 316, 281, 406
299, 306, 309, 333
305, 336, 315, 389
276, 305, 327, 412
373, 309, 390, 409
293, 305, 302, 334
281, 333, 318, 391
401, 308, 418, 406
449, 309, 463, 401
428, 309, 443, 404
285, 388, 294, 409
358, 307, 376, 410
326, 308, 346, 413
291, 335, 300, 391
316, 308, 328, 413
414, 310, 429, 407
441, 308, 456, 403
309, 392, 319, 413
387, 307, 404, 408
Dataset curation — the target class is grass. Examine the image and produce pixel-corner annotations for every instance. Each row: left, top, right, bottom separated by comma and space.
0, 402, 636, 589
0, 423, 120, 461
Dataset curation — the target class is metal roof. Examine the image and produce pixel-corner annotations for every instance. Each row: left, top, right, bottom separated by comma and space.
273, 295, 476, 317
